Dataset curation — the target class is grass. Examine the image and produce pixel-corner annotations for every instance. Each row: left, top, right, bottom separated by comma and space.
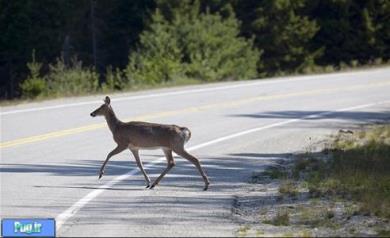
255, 229, 264, 236
300, 229, 312, 237
377, 229, 390, 237
279, 180, 299, 197
0, 76, 203, 106
260, 165, 299, 197
251, 165, 287, 183
344, 203, 360, 218
292, 155, 325, 180
297, 206, 338, 228
297, 124, 390, 218
237, 225, 251, 237
248, 125, 390, 236
2, 60, 389, 105
263, 166, 288, 179
264, 209, 290, 226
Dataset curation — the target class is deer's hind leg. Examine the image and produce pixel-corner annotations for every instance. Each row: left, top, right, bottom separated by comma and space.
173, 146, 210, 191
150, 149, 175, 189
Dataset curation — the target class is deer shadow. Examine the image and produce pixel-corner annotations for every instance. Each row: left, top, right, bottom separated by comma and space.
1, 151, 286, 192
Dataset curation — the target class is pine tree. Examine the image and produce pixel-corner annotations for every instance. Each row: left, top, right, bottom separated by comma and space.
125, 9, 183, 84
173, 1, 259, 81
125, 0, 260, 84
250, 0, 320, 74
310, 0, 389, 65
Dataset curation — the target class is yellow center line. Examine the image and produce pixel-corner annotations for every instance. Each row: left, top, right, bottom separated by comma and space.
1, 81, 389, 149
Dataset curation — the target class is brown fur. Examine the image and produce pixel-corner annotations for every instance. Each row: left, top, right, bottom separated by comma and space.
90, 96, 210, 190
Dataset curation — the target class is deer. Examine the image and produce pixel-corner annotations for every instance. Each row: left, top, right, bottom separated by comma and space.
90, 96, 210, 190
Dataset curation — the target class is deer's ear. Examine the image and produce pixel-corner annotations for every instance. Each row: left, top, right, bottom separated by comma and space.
104, 96, 111, 105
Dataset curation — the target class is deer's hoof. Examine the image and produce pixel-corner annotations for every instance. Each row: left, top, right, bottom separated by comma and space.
98, 171, 104, 179
203, 182, 210, 191
145, 184, 150, 188
149, 184, 155, 189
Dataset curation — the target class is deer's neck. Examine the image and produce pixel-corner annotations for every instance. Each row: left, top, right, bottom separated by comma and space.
104, 107, 120, 133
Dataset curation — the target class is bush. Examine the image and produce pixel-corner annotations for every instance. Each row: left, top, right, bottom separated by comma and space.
46, 57, 99, 96
264, 209, 290, 226
125, 0, 260, 84
21, 53, 99, 98
125, 10, 183, 85
20, 50, 47, 98
279, 180, 299, 197
251, 0, 320, 74
102, 66, 126, 92
173, 3, 260, 81
20, 77, 47, 99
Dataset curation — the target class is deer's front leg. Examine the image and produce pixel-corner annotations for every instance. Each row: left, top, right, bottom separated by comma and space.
150, 149, 175, 189
99, 145, 126, 179
130, 149, 151, 187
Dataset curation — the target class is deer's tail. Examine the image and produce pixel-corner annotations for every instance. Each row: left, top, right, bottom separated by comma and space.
180, 127, 191, 143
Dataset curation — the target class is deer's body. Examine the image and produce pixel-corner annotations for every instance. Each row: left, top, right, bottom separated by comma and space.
90, 96, 209, 190
112, 121, 190, 150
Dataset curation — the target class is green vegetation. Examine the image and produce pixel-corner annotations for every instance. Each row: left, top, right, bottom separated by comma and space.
21, 55, 99, 99
300, 230, 312, 237
262, 166, 288, 180
126, 2, 259, 84
46, 58, 99, 97
1, 0, 389, 99
250, 0, 321, 74
279, 180, 299, 197
297, 206, 338, 228
20, 50, 46, 98
255, 229, 264, 236
237, 224, 250, 237
282, 124, 390, 219
256, 124, 390, 235
377, 229, 390, 237
125, 9, 183, 85
263, 209, 290, 226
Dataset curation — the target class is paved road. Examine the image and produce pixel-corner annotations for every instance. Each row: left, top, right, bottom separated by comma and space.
1, 68, 390, 236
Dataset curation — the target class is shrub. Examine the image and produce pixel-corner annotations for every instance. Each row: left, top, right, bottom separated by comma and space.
173, 3, 260, 81
125, 0, 260, 84
20, 50, 47, 98
102, 66, 126, 92
20, 77, 47, 99
125, 10, 183, 85
46, 57, 99, 96
264, 209, 290, 226
279, 180, 299, 197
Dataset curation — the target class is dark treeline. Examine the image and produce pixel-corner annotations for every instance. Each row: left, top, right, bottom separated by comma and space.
0, 0, 389, 99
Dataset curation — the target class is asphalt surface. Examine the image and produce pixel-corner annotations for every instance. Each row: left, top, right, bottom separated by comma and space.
1, 68, 390, 236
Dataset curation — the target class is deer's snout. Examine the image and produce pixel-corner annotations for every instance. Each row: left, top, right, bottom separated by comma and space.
90, 112, 96, 117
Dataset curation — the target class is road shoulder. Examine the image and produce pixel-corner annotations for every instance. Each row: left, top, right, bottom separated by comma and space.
231, 126, 390, 237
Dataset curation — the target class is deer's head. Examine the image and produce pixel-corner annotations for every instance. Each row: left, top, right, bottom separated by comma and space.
90, 96, 111, 117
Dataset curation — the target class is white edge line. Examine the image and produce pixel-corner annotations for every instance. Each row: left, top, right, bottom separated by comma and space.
0, 70, 370, 116
0, 79, 302, 115
55, 100, 390, 233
